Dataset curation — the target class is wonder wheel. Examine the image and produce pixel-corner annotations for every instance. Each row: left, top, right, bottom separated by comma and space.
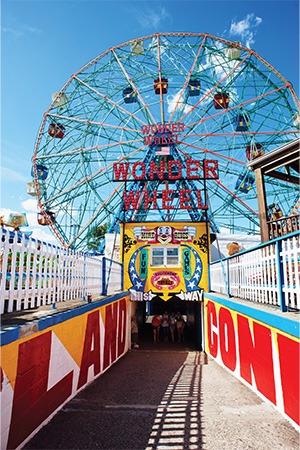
31, 32, 299, 250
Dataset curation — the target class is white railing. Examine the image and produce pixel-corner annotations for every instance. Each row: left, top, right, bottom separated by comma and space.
0, 230, 123, 314
209, 231, 300, 312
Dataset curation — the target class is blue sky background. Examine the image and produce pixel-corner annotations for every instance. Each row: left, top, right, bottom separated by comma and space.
1, 0, 299, 243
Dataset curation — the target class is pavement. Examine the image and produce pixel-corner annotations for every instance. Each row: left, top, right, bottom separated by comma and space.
23, 325, 299, 450
0, 297, 99, 330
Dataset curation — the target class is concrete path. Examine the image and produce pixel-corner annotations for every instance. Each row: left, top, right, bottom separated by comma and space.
24, 328, 299, 450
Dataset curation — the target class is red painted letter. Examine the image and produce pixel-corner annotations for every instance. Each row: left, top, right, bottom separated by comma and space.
103, 303, 118, 370
144, 190, 158, 209
162, 190, 174, 210
149, 160, 166, 180
77, 310, 101, 389
277, 333, 300, 425
8, 332, 73, 449
219, 307, 237, 372
237, 315, 276, 404
113, 162, 130, 181
206, 301, 218, 357
117, 298, 127, 357
123, 190, 140, 210
180, 189, 192, 209
204, 160, 218, 179
132, 162, 146, 180
186, 160, 200, 179
168, 160, 182, 180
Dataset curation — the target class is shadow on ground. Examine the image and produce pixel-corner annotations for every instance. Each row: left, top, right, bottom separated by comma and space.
24, 325, 203, 449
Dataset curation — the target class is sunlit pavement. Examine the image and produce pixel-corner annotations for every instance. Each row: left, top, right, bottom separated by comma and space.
24, 327, 299, 450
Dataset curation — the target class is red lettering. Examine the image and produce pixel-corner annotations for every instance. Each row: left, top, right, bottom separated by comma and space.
123, 190, 140, 210
141, 125, 151, 134
277, 333, 300, 425
77, 311, 101, 389
0, 367, 3, 392
219, 307, 236, 371
113, 162, 130, 181
197, 190, 208, 209
204, 160, 219, 179
132, 162, 146, 180
237, 315, 276, 404
144, 190, 158, 209
168, 160, 182, 179
7, 332, 73, 449
144, 135, 153, 145
117, 298, 127, 357
103, 303, 118, 370
186, 160, 200, 179
162, 190, 174, 209
149, 160, 166, 180
171, 122, 184, 132
180, 189, 192, 209
206, 301, 218, 357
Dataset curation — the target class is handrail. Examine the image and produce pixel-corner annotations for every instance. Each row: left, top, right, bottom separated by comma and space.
209, 230, 300, 312
210, 229, 300, 265
0, 229, 122, 314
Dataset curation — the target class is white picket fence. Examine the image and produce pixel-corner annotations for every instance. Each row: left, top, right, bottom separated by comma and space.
0, 230, 122, 314
210, 231, 300, 311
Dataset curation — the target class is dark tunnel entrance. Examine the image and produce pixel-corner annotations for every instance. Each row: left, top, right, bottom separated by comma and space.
132, 300, 203, 351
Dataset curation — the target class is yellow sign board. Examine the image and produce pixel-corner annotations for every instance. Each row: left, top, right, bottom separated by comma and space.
121, 222, 209, 302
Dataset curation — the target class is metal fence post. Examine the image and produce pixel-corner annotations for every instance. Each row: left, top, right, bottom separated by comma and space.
276, 239, 287, 312
102, 257, 107, 295
226, 258, 231, 297
82, 253, 87, 302
121, 262, 124, 291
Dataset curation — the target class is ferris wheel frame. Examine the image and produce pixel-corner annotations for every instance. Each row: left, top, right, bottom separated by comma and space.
31, 32, 300, 250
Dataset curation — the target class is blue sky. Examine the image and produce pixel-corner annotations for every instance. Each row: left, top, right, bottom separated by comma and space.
1, 0, 299, 243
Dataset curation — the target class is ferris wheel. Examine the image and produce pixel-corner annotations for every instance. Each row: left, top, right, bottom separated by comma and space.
31, 32, 299, 250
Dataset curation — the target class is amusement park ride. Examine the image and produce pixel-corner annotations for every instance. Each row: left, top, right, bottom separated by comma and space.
28, 32, 299, 252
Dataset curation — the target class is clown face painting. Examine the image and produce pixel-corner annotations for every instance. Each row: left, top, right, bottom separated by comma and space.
157, 225, 172, 244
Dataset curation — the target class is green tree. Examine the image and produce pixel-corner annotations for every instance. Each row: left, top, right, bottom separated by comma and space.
87, 223, 109, 250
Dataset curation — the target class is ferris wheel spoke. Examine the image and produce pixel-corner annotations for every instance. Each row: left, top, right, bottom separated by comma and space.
214, 179, 259, 216
185, 84, 291, 132
73, 76, 149, 126
39, 143, 148, 208
67, 184, 124, 248
176, 52, 252, 125
32, 33, 299, 249
155, 34, 166, 124
179, 141, 246, 165
112, 49, 156, 125
35, 137, 143, 161
168, 37, 207, 124
47, 113, 142, 136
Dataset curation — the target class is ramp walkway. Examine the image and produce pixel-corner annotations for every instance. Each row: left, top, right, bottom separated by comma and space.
23, 325, 299, 450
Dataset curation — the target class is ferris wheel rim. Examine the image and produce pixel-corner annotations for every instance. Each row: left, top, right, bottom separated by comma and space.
32, 32, 299, 249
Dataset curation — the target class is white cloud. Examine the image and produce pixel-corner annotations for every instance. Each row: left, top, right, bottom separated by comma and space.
30, 227, 58, 244
127, 4, 172, 29
1, 166, 28, 182
0, 208, 18, 220
22, 198, 38, 213
167, 89, 193, 115
2, 24, 41, 37
229, 14, 262, 48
